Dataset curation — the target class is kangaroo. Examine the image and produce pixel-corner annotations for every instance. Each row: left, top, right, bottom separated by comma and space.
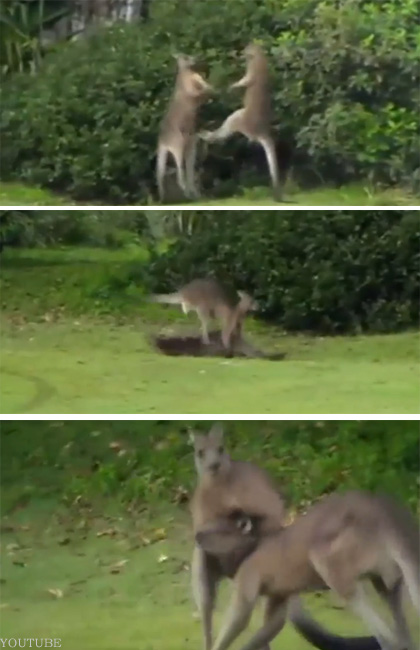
199, 43, 282, 200
150, 278, 257, 352
157, 54, 213, 201
196, 490, 420, 650
190, 424, 381, 650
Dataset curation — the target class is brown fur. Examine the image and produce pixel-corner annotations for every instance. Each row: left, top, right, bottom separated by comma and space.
200, 44, 281, 199
150, 278, 257, 352
157, 55, 213, 201
190, 427, 382, 650
197, 491, 420, 650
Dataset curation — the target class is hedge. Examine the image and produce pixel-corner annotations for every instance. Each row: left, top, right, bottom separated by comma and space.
1, 0, 419, 202
144, 210, 420, 334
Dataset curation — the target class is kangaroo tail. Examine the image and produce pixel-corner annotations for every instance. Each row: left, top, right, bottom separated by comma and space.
289, 598, 381, 650
394, 544, 420, 612
149, 293, 183, 305
383, 495, 420, 612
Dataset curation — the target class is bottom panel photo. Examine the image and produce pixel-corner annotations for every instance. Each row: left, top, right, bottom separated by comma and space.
1, 420, 419, 650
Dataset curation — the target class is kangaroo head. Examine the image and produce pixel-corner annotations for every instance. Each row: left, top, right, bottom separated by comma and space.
243, 42, 263, 62
173, 52, 196, 70
190, 422, 231, 478
237, 291, 258, 314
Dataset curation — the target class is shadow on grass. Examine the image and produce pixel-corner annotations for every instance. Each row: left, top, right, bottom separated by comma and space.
152, 330, 286, 360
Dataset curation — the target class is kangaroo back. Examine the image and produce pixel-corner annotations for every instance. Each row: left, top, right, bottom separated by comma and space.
242, 44, 272, 132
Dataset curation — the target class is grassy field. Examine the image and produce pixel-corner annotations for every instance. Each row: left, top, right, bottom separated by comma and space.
1, 319, 419, 414
0, 180, 418, 206
2, 420, 418, 650
1, 247, 419, 414
0, 507, 390, 650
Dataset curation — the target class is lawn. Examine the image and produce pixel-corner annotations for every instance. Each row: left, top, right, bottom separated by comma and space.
1, 247, 419, 414
2, 420, 417, 650
1, 319, 419, 414
0, 180, 418, 206
0, 508, 388, 650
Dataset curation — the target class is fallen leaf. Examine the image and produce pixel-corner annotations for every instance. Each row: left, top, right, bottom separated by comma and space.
173, 486, 189, 505
47, 588, 63, 599
110, 559, 128, 574
97, 528, 118, 538
152, 528, 167, 541
158, 554, 169, 564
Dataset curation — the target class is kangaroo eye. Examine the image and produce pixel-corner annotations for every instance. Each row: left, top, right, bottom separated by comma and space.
197, 449, 204, 458
218, 446, 224, 454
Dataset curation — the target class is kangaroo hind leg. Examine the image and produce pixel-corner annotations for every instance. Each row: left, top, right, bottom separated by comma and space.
192, 546, 220, 650
200, 109, 246, 143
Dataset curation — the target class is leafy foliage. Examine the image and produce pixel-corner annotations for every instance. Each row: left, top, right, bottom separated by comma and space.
1, 0, 419, 200
1, 420, 418, 513
145, 210, 420, 334
0, 209, 150, 249
0, 0, 72, 75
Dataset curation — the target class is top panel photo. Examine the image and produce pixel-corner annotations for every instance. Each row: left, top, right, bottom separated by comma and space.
1, 0, 419, 208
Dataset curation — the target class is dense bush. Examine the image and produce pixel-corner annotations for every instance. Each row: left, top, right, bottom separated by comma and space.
145, 210, 420, 334
0, 209, 150, 249
1, 0, 418, 201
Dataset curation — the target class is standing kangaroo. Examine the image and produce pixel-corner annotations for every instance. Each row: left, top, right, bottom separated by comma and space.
150, 278, 257, 352
200, 43, 282, 200
157, 54, 213, 201
190, 424, 381, 650
196, 490, 420, 650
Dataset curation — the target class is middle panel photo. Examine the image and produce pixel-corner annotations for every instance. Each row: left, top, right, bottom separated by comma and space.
0, 209, 418, 414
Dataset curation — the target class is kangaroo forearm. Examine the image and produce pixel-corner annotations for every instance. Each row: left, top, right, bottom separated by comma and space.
232, 73, 252, 88
232, 491, 286, 533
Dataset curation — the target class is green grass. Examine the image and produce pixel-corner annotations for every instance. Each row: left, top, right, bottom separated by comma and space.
191, 183, 419, 206
0, 180, 418, 206
1, 247, 419, 414
1, 421, 418, 650
0, 182, 77, 206
1, 319, 419, 414
2, 507, 397, 650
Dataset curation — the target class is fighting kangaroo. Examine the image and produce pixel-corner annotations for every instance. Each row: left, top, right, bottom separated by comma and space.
150, 278, 257, 353
200, 44, 282, 200
196, 489, 419, 650
191, 424, 382, 650
157, 54, 213, 201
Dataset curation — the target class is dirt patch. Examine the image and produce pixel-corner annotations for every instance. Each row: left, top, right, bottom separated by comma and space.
151, 330, 286, 361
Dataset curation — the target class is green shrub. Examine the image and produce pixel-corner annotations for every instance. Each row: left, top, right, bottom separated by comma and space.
1, 0, 418, 201
144, 210, 420, 334
0, 209, 150, 249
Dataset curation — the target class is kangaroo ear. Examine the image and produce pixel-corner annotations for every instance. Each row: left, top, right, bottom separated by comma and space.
209, 422, 224, 443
